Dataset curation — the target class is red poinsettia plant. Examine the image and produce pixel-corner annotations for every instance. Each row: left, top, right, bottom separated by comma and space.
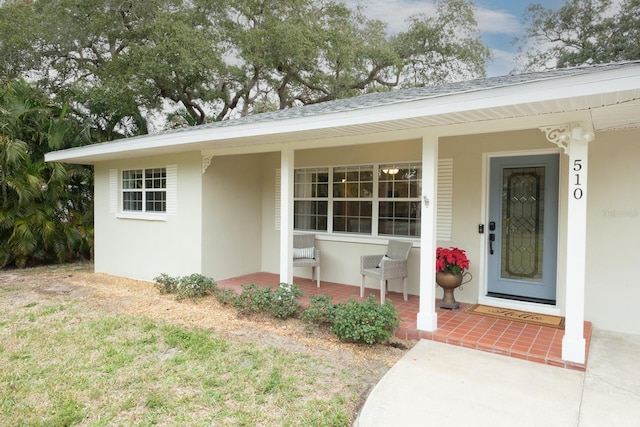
436, 247, 470, 275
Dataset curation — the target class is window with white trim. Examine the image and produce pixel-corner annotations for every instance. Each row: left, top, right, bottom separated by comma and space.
122, 168, 167, 213
378, 163, 421, 237
293, 162, 422, 237
294, 168, 328, 231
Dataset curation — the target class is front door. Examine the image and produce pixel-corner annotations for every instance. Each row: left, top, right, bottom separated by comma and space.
487, 154, 559, 303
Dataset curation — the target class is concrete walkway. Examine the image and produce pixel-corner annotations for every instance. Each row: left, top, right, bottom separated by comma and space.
356, 329, 640, 427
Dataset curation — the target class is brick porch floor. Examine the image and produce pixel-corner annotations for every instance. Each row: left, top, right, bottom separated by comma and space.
217, 272, 591, 371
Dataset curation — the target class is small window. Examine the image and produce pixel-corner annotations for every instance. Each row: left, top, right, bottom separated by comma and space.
378, 164, 421, 237
122, 168, 166, 213
294, 168, 329, 231
333, 165, 373, 234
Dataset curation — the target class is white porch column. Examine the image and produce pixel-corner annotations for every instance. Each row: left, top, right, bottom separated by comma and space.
279, 147, 294, 284
541, 123, 594, 364
417, 135, 438, 331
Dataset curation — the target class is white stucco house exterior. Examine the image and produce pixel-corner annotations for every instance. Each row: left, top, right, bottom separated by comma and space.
46, 61, 640, 364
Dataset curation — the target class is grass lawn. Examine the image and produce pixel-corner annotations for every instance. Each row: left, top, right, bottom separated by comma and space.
0, 289, 360, 426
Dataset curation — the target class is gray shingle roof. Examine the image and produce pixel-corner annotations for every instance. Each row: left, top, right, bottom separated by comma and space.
176, 60, 640, 132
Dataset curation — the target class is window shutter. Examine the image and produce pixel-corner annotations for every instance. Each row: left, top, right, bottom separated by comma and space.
437, 158, 453, 241
166, 164, 177, 215
109, 169, 118, 214
275, 168, 281, 230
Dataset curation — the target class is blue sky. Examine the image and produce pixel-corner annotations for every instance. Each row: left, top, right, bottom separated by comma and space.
345, 0, 566, 76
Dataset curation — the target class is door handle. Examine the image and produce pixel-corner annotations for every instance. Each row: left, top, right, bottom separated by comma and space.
489, 233, 495, 255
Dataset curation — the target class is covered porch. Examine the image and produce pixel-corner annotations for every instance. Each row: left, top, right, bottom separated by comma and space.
218, 273, 592, 371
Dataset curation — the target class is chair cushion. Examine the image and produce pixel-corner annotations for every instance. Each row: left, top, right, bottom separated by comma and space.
377, 255, 391, 268
293, 247, 315, 259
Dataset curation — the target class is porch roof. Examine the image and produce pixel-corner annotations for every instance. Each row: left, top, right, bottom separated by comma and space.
46, 61, 640, 165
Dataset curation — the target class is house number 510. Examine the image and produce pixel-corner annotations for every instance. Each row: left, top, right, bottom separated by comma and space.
573, 159, 583, 200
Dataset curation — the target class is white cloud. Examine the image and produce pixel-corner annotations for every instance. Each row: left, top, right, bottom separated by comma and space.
486, 48, 517, 76
343, 0, 521, 36
343, 0, 436, 33
474, 8, 521, 34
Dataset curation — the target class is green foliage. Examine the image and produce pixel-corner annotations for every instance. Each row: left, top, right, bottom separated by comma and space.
393, 0, 490, 85
272, 283, 303, 319
232, 283, 276, 315
175, 274, 217, 302
232, 283, 303, 319
301, 294, 336, 327
0, 80, 94, 268
517, 0, 640, 71
213, 287, 236, 306
153, 273, 179, 295
0, 0, 489, 128
332, 295, 400, 344
153, 273, 217, 302
154, 272, 403, 346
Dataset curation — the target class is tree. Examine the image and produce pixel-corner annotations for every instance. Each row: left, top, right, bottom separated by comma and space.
0, 0, 490, 128
0, 80, 94, 267
516, 0, 640, 71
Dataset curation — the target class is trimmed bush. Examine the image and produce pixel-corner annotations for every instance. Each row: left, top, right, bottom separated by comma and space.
232, 283, 275, 315
272, 283, 303, 319
176, 274, 217, 302
332, 295, 400, 344
153, 273, 217, 302
153, 273, 179, 295
301, 294, 336, 327
213, 287, 236, 305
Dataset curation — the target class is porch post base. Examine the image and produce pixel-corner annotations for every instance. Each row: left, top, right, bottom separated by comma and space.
417, 311, 438, 332
562, 335, 586, 364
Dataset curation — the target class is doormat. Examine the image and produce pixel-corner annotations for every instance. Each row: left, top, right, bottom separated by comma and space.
466, 304, 565, 329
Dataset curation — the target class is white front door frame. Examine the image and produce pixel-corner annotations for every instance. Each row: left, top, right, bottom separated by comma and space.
478, 148, 563, 316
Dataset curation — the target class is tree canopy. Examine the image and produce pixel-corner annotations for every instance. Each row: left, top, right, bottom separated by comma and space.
516, 0, 640, 71
0, 0, 490, 130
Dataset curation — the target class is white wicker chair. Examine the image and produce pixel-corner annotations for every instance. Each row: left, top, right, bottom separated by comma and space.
293, 234, 321, 288
360, 240, 412, 304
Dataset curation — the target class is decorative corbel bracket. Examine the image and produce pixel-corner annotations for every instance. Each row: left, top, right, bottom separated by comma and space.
202, 155, 213, 174
539, 123, 595, 155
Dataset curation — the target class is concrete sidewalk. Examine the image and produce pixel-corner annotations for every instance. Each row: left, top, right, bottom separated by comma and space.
355, 329, 640, 427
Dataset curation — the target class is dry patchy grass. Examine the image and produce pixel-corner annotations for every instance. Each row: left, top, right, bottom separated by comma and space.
0, 264, 409, 426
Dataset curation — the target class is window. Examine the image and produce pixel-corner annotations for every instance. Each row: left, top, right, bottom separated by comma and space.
378, 163, 421, 237
333, 165, 373, 234
294, 168, 328, 231
293, 162, 421, 237
122, 168, 166, 213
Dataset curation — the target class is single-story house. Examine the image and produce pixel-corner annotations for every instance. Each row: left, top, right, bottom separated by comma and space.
46, 61, 640, 364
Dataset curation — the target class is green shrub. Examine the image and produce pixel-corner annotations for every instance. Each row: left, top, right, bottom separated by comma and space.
332, 295, 400, 344
232, 283, 275, 315
272, 283, 303, 319
175, 274, 217, 302
154, 273, 179, 295
153, 273, 216, 302
213, 287, 236, 305
301, 294, 336, 327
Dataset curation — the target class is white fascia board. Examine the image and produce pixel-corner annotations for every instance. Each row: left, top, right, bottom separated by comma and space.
45, 66, 640, 164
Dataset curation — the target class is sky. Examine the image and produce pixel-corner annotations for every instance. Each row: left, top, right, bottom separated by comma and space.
343, 0, 566, 77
